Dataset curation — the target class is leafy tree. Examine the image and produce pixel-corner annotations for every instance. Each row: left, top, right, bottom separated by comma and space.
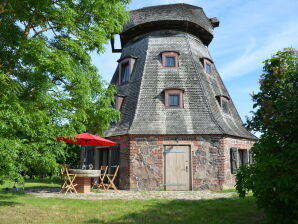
0, 0, 129, 183
236, 48, 298, 224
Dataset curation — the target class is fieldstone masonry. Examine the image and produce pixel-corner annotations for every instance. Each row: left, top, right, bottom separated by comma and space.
109, 135, 254, 190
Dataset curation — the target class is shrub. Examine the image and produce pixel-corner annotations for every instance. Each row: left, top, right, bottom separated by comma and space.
236, 48, 298, 224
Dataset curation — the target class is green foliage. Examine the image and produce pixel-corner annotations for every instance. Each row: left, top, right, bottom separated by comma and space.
236, 48, 298, 224
0, 0, 129, 183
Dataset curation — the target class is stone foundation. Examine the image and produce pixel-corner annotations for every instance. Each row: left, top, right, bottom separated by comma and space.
108, 135, 255, 190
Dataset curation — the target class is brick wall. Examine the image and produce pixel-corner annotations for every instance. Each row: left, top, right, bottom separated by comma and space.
221, 137, 255, 189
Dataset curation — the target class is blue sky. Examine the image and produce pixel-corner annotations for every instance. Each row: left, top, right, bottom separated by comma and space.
91, 0, 298, 127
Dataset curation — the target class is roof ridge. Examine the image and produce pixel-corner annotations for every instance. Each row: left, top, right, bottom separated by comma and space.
184, 32, 224, 134
127, 37, 150, 135
129, 3, 202, 12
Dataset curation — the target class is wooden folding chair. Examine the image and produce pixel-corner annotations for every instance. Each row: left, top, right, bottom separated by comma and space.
104, 165, 119, 192
60, 164, 78, 194
92, 166, 108, 191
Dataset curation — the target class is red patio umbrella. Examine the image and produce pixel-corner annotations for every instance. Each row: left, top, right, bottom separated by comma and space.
57, 132, 118, 147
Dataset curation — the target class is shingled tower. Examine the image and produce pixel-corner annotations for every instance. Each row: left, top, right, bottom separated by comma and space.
106, 4, 257, 190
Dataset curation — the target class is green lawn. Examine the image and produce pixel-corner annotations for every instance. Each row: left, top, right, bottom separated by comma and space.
0, 180, 266, 224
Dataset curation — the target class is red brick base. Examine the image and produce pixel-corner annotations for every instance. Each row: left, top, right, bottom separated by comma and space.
74, 177, 91, 193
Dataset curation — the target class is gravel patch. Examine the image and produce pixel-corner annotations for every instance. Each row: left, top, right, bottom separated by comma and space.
27, 188, 237, 200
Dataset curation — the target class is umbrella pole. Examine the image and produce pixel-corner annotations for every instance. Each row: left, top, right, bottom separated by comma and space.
81, 145, 87, 169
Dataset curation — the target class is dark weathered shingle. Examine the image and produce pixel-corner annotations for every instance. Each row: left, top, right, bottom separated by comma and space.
105, 4, 256, 140
121, 4, 215, 46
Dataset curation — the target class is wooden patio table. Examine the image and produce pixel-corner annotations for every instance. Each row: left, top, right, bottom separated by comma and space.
68, 169, 101, 193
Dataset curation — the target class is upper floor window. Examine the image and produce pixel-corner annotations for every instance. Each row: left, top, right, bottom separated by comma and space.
169, 94, 180, 106
216, 95, 230, 114
205, 61, 212, 74
120, 62, 129, 84
113, 95, 125, 111
164, 88, 184, 108
201, 57, 213, 75
118, 56, 137, 85
161, 51, 179, 67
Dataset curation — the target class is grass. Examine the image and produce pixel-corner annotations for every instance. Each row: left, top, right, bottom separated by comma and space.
0, 179, 266, 224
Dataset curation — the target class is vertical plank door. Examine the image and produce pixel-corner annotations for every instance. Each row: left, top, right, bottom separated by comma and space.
164, 145, 190, 190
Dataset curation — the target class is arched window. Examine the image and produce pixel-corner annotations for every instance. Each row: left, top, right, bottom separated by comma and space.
118, 56, 137, 85
164, 88, 184, 108
161, 51, 179, 67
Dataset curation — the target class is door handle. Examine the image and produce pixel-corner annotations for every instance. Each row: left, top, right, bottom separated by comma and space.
185, 166, 188, 172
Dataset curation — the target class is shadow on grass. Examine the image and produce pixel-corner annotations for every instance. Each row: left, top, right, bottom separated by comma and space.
0, 190, 24, 207
0, 193, 17, 200
22, 186, 60, 193
0, 200, 23, 207
84, 219, 102, 224
84, 197, 266, 224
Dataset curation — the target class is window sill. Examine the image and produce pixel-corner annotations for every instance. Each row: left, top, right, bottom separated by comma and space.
165, 106, 184, 109
118, 82, 129, 86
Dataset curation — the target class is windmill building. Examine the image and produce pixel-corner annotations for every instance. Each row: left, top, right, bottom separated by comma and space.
105, 4, 257, 190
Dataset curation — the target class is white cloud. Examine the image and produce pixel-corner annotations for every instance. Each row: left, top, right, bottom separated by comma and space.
220, 24, 298, 80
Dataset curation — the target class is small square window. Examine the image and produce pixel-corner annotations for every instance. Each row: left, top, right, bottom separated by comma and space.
205, 62, 212, 74
161, 52, 179, 67
165, 56, 176, 67
121, 62, 129, 84
169, 94, 179, 106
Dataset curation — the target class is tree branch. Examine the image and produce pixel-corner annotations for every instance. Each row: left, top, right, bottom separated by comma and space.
32, 25, 58, 38
24, 23, 32, 38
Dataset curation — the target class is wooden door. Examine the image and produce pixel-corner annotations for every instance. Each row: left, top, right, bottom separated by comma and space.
164, 145, 191, 190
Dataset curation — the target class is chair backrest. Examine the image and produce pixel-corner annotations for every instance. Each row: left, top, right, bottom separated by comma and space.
100, 166, 108, 175
110, 165, 119, 178
61, 164, 69, 175
61, 164, 75, 178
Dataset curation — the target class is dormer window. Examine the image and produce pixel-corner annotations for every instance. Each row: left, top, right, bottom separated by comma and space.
201, 57, 213, 75
164, 88, 184, 108
161, 51, 179, 67
120, 62, 129, 84
205, 61, 212, 74
166, 56, 176, 67
169, 94, 180, 106
114, 95, 125, 111
216, 95, 230, 114
118, 56, 137, 85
